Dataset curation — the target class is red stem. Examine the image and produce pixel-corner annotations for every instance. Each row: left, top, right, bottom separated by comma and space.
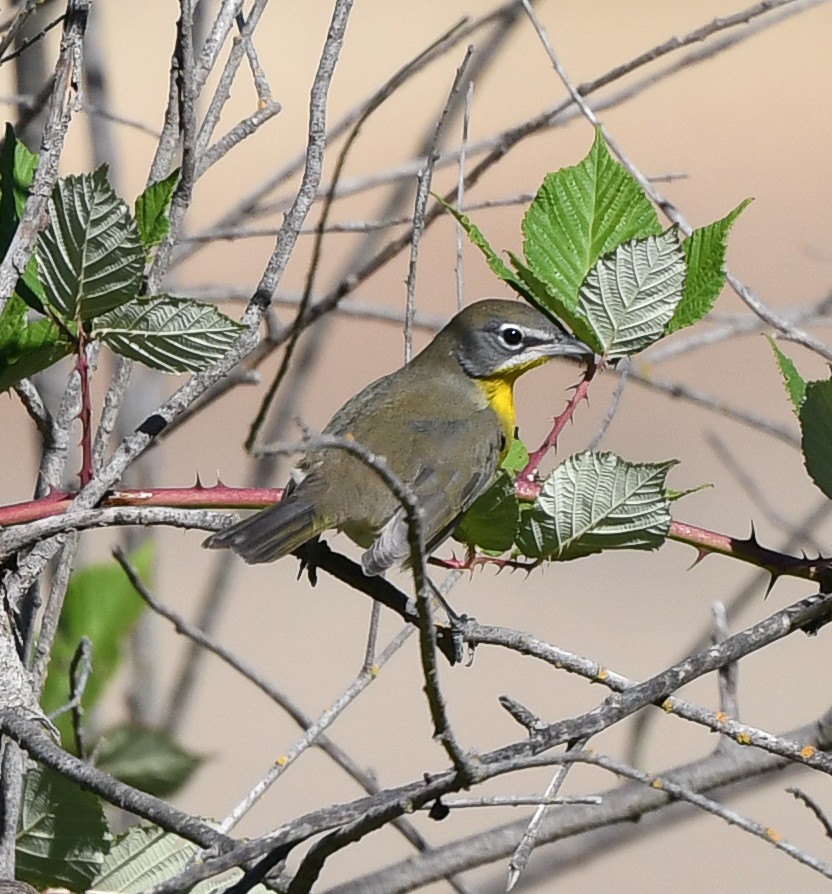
0, 484, 285, 527
77, 332, 94, 487
515, 358, 598, 500
669, 520, 832, 586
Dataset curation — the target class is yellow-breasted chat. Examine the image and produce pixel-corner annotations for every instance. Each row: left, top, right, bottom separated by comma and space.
204, 299, 592, 574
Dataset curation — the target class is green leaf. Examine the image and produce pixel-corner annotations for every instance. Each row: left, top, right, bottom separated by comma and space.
92, 826, 192, 894
0, 294, 72, 393
800, 379, 832, 500
36, 166, 144, 321
455, 471, 519, 553
0, 291, 27, 344
668, 482, 712, 501
666, 198, 752, 334
434, 195, 536, 301
94, 725, 201, 798
92, 294, 246, 373
135, 169, 180, 251
0, 125, 45, 312
92, 826, 269, 894
767, 335, 806, 415
577, 229, 686, 358
41, 544, 152, 740
0, 122, 39, 226
16, 765, 110, 891
501, 438, 530, 474
516, 452, 675, 560
18, 252, 47, 313
521, 127, 661, 316
0, 314, 72, 393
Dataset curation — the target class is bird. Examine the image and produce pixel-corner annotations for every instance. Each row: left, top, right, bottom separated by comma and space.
203, 299, 592, 575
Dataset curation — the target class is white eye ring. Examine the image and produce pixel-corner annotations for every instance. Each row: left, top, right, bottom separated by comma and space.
499, 325, 524, 349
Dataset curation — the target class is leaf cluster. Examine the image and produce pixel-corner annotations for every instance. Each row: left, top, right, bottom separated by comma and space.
451, 129, 748, 562
0, 126, 245, 392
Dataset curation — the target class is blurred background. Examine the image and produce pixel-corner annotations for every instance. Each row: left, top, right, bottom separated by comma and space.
3, 1, 832, 891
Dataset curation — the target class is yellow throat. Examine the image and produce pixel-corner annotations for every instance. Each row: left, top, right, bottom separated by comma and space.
475, 356, 551, 455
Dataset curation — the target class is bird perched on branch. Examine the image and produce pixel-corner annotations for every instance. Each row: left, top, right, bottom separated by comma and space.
204, 299, 591, 574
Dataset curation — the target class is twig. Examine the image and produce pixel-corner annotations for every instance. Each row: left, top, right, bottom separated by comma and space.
191, 0, 244, 94
712, 602, 741, 753
433, 794, 602, 809
627, 494, 832, 766
507, 736, 588, 891
215, 624, 415, 835
571, 750, 832, 880
629, 368, 800, 446
12, 378, 54, 446
588, 359, 629, 450
0, 506, 228, 559
787, 786, 832, 839
29, 533, 78, 692
235, 6, 272, 104
145, 0, 198, 295
194, 0, 274, 175
454, 81, 474, 312
0, 12, 65, 66
66, 635, 92, 757
404, 45, 474, 362
92, 355, 132, 470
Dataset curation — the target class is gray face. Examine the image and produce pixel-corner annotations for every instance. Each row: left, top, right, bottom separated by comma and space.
453, 304, 591, 379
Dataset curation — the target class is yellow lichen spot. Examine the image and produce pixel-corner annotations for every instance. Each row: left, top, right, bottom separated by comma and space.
370, 664, 381, 678
661, 699, 674, 713
801, 745, 816, 759
276, 755, 289, 766
595, 667, 609, 681
736, 732, 752, 745
715, 711, 728, 724
651, 779, 664, 790
766, 827, 782, 843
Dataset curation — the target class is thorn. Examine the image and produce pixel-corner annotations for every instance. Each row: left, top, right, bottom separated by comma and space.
764, 572, 779, 599
687, 548, 710, 570
195, 472, 204, 488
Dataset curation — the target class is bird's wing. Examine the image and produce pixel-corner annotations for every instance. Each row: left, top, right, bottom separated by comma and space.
360, 413, 503, 576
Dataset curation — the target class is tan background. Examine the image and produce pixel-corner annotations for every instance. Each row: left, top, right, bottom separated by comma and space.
4, 1, 832, 891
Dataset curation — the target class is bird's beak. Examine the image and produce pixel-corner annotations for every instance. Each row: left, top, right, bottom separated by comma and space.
547, 335, 595, 359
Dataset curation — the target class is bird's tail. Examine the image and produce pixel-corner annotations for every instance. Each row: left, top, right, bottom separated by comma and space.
203, 497, 323, 564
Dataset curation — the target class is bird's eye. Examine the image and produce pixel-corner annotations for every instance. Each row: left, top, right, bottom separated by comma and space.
499, 326, 524, 349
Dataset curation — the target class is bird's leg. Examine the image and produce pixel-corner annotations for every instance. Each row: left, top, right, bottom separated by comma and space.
427, 576, 474, 666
